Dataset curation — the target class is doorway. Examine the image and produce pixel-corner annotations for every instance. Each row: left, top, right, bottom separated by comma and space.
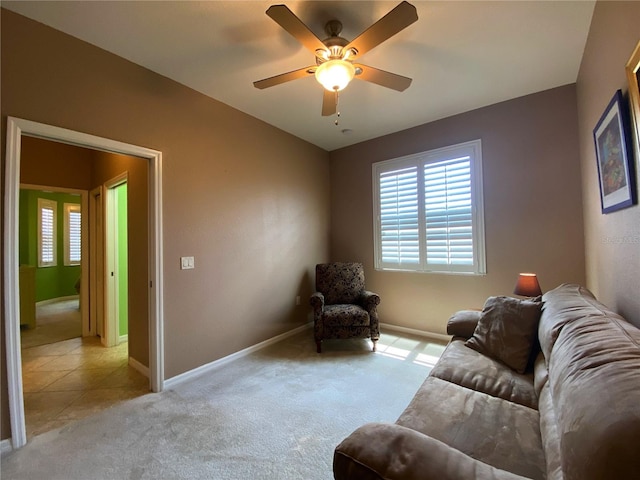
17, 185, 88, 348
4, 117, 165, 449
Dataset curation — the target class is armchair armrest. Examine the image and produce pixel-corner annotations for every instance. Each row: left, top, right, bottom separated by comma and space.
310, 292, 324, 309
360, 290, 380, 310
334, 423, 529, 480
446, 310, 482, 338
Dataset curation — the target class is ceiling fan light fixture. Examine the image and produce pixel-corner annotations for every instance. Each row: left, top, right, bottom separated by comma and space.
315, 59, 356, 92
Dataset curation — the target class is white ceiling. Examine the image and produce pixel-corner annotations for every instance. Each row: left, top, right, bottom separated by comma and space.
3, 1, 595, 151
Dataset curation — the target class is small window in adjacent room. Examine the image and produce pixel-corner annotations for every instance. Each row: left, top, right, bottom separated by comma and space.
372, 140, 486, 275
38, 198, 57, 268
64, 203, 82, 266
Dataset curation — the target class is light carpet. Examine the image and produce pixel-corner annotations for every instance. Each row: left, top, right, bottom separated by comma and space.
1, 329, 445, 480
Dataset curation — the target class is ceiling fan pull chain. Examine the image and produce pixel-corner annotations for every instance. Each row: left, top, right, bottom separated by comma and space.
335, 93, 341, 126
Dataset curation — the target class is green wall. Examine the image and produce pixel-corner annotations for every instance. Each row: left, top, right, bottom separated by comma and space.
117, 184, 128, 336
19, 189, 82, 302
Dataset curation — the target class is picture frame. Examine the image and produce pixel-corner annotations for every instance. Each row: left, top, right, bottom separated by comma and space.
626, 40, 640, 165
593, 89, 636, 214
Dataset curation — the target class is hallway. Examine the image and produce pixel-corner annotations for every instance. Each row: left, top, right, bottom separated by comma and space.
21, 336, 148, 438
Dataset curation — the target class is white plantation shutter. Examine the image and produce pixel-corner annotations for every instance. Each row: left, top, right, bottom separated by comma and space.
38, 198, 57, 267
41, 209, 55, 262
424, 157, 473, 268
373, 140, 485, 274
65, 203, 82, 265
379, 166, 419, 266
69, 211, 81, 263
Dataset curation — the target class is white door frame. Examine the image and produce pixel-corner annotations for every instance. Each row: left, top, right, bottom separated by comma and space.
4, 117, 164, 449
103, 174, 128, 348
89, 186, 104, 338
18, 184, 89, 336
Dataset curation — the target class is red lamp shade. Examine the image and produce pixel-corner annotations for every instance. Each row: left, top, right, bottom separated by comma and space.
513, 273, 542, 297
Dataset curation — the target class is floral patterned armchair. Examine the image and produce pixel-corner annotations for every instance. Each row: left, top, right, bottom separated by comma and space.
310, 262, 380, 353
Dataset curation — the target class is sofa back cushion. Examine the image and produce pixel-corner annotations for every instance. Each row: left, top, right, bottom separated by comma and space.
538, 284, 603, 359
315, 263, 365, 305
542, 285, 640, 479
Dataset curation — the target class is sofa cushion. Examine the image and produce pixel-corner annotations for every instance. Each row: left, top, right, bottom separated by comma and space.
322, 304, 369, 327
396, 376, 546, 480
334, 423, 533, 480
538, 284, 601, 360
548, 311, 640, 479
466, 296, 542, 373
431, 339, 538, 409
537, 381, 563, 480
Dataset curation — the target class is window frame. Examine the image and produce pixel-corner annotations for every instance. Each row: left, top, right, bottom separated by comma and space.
64, 203, 82, 266
37, 198, 57, 268
372, 139, 486, 275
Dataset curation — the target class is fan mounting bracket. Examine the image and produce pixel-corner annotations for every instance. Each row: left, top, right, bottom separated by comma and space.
324, 19, 343, 37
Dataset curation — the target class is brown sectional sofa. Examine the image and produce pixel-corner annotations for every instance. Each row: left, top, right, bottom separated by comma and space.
333, 284, 640, 479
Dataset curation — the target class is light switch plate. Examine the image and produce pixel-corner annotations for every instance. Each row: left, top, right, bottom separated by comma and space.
180, 256, 195, 270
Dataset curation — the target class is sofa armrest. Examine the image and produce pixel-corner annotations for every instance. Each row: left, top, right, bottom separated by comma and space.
310, 292, 324, 308
446, 310, 482, 338
360, 290, 380, 310
334, 423, 530, 480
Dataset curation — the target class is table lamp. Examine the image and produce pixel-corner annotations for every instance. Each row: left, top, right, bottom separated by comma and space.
513, 273, 542, 298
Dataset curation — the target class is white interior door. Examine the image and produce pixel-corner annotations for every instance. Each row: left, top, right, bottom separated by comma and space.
103, 174, 127, 348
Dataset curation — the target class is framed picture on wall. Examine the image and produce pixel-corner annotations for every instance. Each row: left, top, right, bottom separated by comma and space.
593, 89, 636, 214
626, 40, 640, 164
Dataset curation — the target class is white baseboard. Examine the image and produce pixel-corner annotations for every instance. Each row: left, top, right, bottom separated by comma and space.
380, 322, 451, 343
1, 438, 13, 455
164, 322, 313, 389
36, 295, 79, 307
129, 356, 149, 378
119, 334, 129, 343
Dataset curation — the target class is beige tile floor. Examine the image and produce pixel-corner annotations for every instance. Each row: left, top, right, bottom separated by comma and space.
21, 336, 149, 438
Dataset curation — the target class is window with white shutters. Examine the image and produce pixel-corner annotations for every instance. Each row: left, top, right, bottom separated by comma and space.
379, 165, 419, 266
64, 203, 81, 266
373, 140, 486, 274
38, 198, 57, 267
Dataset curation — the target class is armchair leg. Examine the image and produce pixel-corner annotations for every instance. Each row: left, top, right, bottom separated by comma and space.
372, 340, 377, 352
316, 340, 322, 354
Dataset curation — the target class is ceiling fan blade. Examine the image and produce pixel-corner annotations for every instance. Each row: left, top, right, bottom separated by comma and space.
322, 90, 337, 116
344, 1, 418, 60
354, 64, 412, 91
253, 66, 316, 89
266, 5, 328, 57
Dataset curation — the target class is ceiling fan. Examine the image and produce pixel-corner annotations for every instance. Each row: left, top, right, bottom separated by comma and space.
253, 1, 418, 117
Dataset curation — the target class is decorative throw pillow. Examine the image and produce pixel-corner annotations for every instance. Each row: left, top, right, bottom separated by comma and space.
465, 296, 543, 374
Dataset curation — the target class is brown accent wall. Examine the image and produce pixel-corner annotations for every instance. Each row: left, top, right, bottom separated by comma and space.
329, 85, 586, 334
576, 1, 640, 327
20, 137, 93, 190
1, 9, 330, 441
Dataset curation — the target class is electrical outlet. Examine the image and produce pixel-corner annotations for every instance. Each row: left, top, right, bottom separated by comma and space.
180, 256, 195, 270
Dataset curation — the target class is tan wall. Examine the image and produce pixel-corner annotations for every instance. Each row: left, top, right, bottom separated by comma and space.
576, 1, 640, 327
1, 9, 330, 440
329, 85, 586, 334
